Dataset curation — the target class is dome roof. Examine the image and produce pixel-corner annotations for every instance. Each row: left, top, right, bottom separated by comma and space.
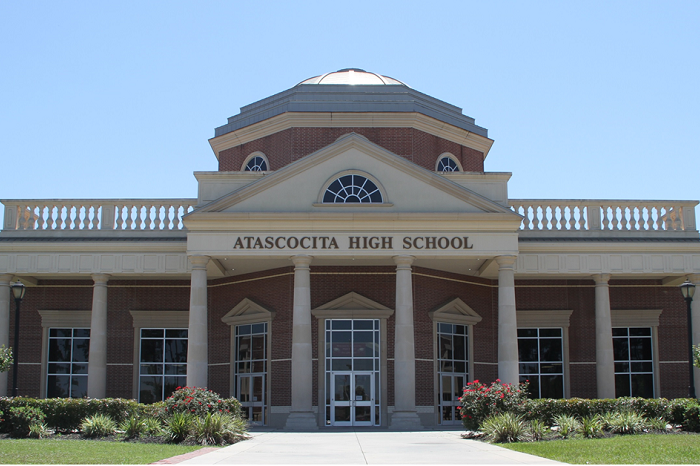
298, 68, 407, 86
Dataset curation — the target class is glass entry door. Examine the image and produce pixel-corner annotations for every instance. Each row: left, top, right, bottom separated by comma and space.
439, 374, 465, 425
238, 374, 265, 425
330, 372, 374, 426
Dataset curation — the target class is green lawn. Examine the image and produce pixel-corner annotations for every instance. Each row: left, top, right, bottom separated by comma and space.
501, 434, 700, 464
0, 438, 206, 464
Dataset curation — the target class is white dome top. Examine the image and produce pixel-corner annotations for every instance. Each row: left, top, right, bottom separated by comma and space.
298, 68, 407, 86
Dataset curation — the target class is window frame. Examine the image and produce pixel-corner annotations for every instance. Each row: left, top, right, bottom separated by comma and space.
241, 151, 270, 172
611, 309, 662, 399
137, 327, 188, 403
38, 310, 92, 398
435, 152, 463, 173
516, 310, 572, 399
316, 170, 391, 206
130, 311, 189, 401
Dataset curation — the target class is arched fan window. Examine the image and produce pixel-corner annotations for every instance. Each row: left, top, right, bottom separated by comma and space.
242, 152, 269, 172
323, 174, 383, 204
436, 155, 460, 172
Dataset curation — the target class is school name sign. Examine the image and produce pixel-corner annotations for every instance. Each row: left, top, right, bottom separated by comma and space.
231, 235, 474, 251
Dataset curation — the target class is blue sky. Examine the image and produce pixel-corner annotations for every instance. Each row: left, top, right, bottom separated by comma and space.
1, 1, 699, 220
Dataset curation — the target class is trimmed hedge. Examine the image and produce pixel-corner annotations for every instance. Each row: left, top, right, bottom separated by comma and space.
520, 397, 700, 432
0, 397, 144, 432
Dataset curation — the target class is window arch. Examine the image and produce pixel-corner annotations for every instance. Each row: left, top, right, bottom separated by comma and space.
435, 153, 462, 172
321, 171, 384, 204
242, 152, 269, 172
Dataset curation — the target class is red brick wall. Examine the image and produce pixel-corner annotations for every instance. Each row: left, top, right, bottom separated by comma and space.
5, 272, 692, 404
218, 127, 484, 173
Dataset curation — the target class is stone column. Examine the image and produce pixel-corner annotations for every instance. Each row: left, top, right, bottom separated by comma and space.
593, 273, 615, 398
690, 274, 700, 396
391, 255, 421, 429
285, 255, 317, 429
187, 256, 210, 388
88, 274, 110, 398
496, 256, 519, 384
0, 274, 13, 396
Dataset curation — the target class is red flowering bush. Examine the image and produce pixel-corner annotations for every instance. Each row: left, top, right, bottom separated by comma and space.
163, 387, 241, 418
459, 379, 529, 431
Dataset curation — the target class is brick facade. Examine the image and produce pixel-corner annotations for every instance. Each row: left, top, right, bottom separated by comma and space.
7, 268, 691, 404
218, 127, 484, 173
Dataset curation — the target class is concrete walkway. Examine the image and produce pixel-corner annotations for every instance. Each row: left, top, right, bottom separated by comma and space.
179, 429, 562, 464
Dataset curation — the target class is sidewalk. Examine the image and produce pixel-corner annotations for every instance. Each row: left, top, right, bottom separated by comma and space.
178, 429, 562, 464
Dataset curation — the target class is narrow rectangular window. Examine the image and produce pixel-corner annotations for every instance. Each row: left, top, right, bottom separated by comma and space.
47, 328, 90, 398
613, 327, 654, 398
517, 328, 564, 398
139, 328, 188, 403
436, 322, 468, 425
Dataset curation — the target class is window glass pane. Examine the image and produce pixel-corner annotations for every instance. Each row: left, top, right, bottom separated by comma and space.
48, 363, 70, 374
141, 329, 164, 338
332, 332, 352, 357
140, 364, 163, 375
612, 328, 628, 337
519, 363, 538, 374
631, 362, 653, 373
518, 329, 537, 338
50, 328, 72, 338
438, 323, 452, 334
166, 329, 187, 339
615, 362, 629, 373
332, 320, 351, 330
74, 329, 90, 338
238, 336, 251, 361
140, 376, 162, 404
164, 364, 187, 375
332, 359, 352, 371
47, 375, 70, 398
630, 327, 651, 336
141, 340, 164, 363
354, 359, 373, 371
540, 363, 562, 374
539, 339, 562, 362
613, 338, 629, 360
354, 320, 373, 330
629, 338, 652, 361
439, 335, 452, 361
252, 335, 265, 360
518, 339, 538, 362
238, 325, 251, 335
353, 332, 374, 358
539, 328, 561, 338
615, 374, 631, 398
252, 323, 265, 334
72, 339, 90, 362
71, 375, 88, 398
72, 363, 88, 374
164, 339, 187, 363
49, 339, 71, 362
540, 375, 564, 399
631, 374, 654, 398
453, 336, 466, 361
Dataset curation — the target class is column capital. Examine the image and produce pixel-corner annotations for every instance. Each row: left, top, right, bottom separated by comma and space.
0, 274, 14, 286
291, 255, 312, 268
188, 255, 210, 269
91, 274, 110, 286
495, 255, 517, 269
393, 255, 415, 268
688, 274, 700, 286
592, 273, 611, 285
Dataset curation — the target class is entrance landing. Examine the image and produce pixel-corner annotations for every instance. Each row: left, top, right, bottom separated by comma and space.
178, 429, 562, 464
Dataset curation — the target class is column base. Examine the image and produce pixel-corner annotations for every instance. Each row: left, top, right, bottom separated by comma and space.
390, 411, 422, 430
284, 412, 319, 431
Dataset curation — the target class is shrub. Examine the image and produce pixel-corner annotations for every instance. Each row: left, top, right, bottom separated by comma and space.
480, 413, 528, 443
528, 419, 548, 441
7, 406, 46, 437
28, 423, 49, 439
460, 379, 529, 431
80, 414, 116, 438
166, 411, 193, 443
143, 417, 163, 436
0, 345, 13, 373
553, 414, 580, 439
605, 411, 649, 435
579, 415, 604, 438
164, 387, 242, 419
192, 412, 245, 446
120, 416, 146, 439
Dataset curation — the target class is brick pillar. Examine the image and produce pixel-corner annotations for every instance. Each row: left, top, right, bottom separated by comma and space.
88, 273, 110, 398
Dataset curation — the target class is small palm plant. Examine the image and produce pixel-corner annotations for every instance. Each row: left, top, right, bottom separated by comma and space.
480, 413, 528, 443
553, 414, 581, 439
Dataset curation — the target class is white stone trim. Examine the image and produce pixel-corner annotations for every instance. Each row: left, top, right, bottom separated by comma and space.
611, 309, 662, 328
516, 310, 573, 328
222, 298, 276, 326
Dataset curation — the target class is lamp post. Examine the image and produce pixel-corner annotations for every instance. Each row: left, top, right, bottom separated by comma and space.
680, 279, 696, 399
10, 280, 25, 397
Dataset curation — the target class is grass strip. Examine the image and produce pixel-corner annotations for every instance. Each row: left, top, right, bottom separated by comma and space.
0, 438, 205, 464
501, 434, 700, 464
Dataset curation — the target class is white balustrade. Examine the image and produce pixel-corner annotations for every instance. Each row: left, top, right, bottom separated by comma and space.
510, 200, 697, 232
2, 200, 196, 231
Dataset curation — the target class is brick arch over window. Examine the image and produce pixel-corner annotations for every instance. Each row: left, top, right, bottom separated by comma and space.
218, 127, 484, 172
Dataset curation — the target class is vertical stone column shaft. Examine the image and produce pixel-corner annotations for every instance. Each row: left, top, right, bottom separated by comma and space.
594, 273, 616, 398
187, 256, 210, 388
88, 274, 110, 398
285, 255, 317, 429
391, 255, 421, 428
496, 256, 519, 384
690, 274, 700, 396
0, 274, 13, 396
